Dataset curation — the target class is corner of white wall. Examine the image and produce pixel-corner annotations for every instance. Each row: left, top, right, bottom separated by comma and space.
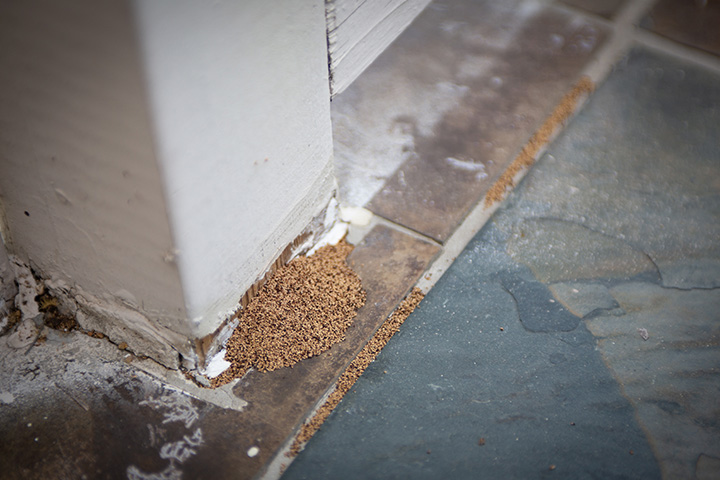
132, 0, 335, 339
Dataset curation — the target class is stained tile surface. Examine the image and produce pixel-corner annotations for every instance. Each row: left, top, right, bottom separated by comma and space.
285, 48, 720, 480
334, 0, 607, 242
641, 0, 720, 57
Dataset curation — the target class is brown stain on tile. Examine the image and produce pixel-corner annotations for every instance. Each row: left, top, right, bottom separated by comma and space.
641, 0, 720, 57
484, 76, 594, 207
288, 287, 425, 456
365, 3, 607, 242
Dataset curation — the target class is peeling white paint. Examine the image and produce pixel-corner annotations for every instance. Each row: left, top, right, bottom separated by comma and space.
203, 349, 231, 379
306, 222, 349, 257
7, 318, 38, 350
139, 392, 199, 429
159, 428, 203, 463
127, 464, 182, 480
340, 206, 373, 227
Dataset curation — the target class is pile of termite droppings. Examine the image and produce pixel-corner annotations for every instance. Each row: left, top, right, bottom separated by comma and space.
212, 240, 366, 388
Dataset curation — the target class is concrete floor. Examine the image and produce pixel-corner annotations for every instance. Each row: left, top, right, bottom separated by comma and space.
1, 1, 719, 479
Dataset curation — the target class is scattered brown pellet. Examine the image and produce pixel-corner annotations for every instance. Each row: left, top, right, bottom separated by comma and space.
478, 438, 486, 446
426, 449, 431, 455
212, 241, 366, 387
499, 327, 504, 332
629, 450, 634, 455
118, 342, 128, 350
549, 464, 556, 471
570, 422, 576, 426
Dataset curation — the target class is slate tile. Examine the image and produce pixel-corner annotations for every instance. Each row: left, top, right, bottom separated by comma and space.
336, 0, 607, 242
285, 262, 661, 480
640, 0, 720, 57
502, 48, 720, 290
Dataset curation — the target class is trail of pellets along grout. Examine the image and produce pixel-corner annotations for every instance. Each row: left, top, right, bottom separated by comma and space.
288, 288, 425, 456
485, 76, 595, 207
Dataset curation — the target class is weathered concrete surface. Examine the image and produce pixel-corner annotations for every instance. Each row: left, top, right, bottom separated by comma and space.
0, 224, 439, 479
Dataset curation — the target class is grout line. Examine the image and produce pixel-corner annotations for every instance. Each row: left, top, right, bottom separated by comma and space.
414, 199, 502, 293
260, 288, 426, 480
614, 0, 657, 25
580, 0, 657, 84
633, 30, 720, 75
259, 383, 341, 480
550, 2, 615, 28
372, 214, 442, 247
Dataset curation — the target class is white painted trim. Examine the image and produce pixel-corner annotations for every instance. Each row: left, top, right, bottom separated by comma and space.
327, 0, 432, 96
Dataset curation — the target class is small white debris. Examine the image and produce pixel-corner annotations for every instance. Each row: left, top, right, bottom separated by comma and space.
247, 446, 260, 458
637, 328, 649, 341
0, 392, 15, 404
203, 349, 231, 378
339, 206, 373, 226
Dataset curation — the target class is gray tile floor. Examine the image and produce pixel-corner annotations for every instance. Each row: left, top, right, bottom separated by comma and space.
284, 48, 720, 479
